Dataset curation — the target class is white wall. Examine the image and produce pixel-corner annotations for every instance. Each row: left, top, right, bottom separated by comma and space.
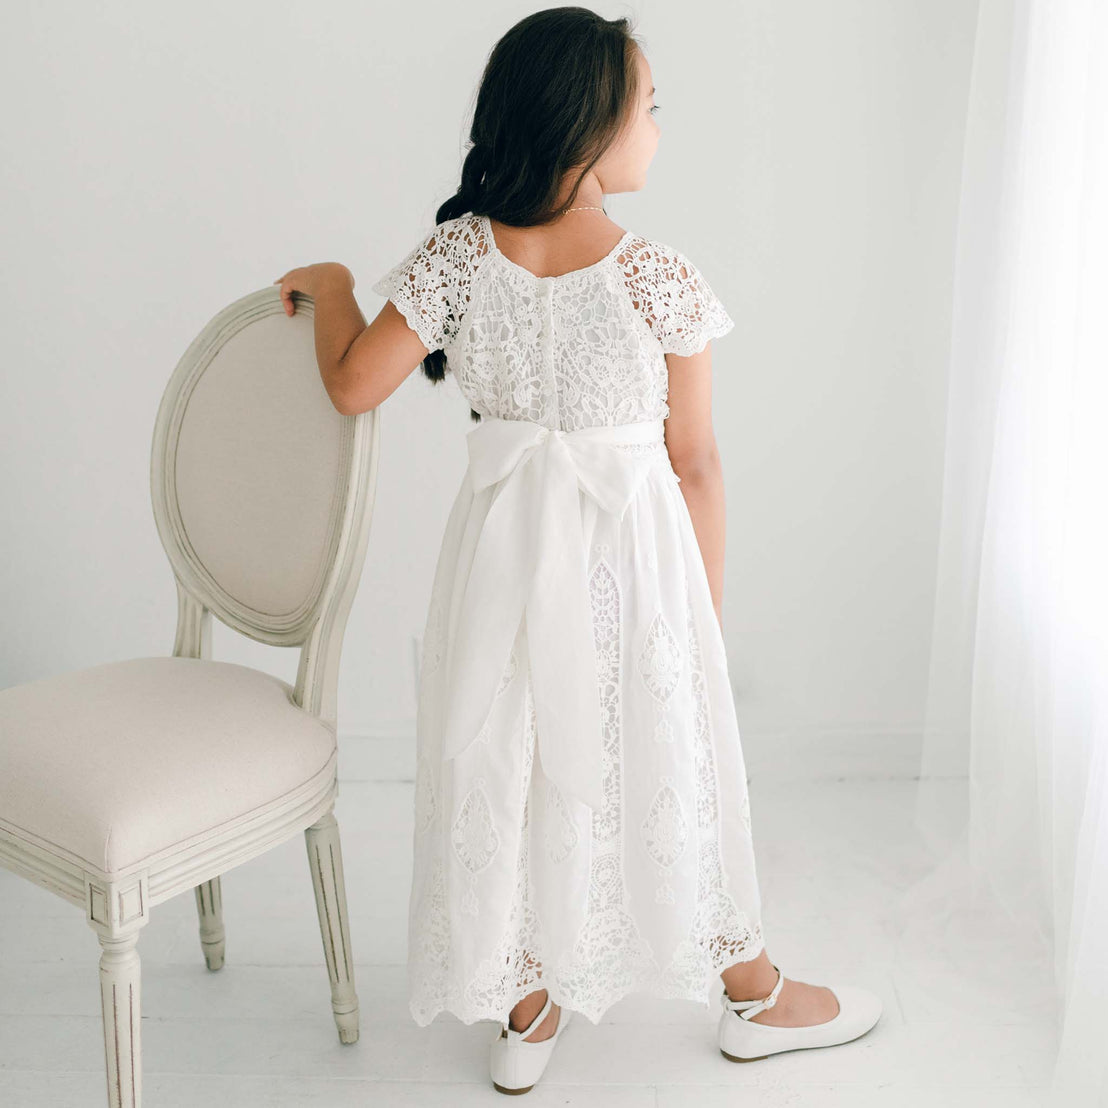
0, 1, 979, 745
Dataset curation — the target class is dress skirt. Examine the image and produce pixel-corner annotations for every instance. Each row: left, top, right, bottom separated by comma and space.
407, 418, 765, 1027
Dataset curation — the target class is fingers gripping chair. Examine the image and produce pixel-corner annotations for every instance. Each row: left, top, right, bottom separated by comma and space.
0, 287, 380, 1106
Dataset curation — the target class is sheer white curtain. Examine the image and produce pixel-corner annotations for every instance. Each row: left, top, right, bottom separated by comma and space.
894, 0, 1108, 1102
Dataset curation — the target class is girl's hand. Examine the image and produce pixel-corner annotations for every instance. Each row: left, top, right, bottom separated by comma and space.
273, 263, 354, 316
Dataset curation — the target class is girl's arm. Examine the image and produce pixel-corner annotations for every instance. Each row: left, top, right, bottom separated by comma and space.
663, 344, 726, 626
274, 261, 431, 415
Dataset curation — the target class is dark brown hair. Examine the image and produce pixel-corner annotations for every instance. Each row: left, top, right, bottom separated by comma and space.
420, 7, 644, 399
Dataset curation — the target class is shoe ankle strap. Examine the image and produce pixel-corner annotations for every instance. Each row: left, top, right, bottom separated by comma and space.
504, 992, 554, 1042
721, 964, 784, 1021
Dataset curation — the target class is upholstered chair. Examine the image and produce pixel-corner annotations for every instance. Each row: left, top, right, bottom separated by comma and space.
0, 287, 380, 1107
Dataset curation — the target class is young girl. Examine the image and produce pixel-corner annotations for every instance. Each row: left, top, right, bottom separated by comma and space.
276, 6, 881, 1094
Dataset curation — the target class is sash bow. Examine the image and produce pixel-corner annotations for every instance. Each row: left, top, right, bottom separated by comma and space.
440, 416, 667, 810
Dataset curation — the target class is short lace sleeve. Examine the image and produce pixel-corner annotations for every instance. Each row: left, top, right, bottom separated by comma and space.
371, 219, 475, 353
624, 239, 735, 357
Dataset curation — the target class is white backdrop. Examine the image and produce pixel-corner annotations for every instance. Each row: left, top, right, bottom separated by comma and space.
0, 1, 978, 750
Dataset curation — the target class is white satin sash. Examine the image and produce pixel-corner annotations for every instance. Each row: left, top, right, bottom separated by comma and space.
439, 416, 668, 811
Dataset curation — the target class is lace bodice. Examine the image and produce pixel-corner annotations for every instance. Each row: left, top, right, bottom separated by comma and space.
371, 213, 734, 431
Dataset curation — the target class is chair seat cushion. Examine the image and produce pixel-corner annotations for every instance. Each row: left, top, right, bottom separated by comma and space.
0, 657, 337, 875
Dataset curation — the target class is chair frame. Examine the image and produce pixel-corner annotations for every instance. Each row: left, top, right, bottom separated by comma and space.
0, 287, 381, 1106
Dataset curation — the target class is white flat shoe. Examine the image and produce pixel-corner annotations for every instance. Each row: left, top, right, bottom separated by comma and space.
489, 993, 571, 1095
718, 964, 882, 1062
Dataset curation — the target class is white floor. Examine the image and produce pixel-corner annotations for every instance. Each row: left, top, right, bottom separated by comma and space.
0, 729, 1058, 1106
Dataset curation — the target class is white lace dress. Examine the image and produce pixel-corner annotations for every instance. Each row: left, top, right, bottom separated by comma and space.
371, 212, 765, 1027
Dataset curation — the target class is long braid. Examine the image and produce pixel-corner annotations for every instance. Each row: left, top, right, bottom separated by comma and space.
427, 143, 487, 419
437, 142, 487, 224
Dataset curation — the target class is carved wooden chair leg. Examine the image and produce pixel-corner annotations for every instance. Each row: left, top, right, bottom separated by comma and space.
97, 931, 142, 1108
305, 809, 360, 1043
195, 877, 225, 970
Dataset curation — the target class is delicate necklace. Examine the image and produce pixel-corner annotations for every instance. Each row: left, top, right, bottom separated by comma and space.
560, 205, 606, 214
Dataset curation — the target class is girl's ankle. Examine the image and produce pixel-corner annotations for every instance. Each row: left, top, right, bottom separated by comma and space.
721, 961, 781, 1002
508, 989, 549, 1032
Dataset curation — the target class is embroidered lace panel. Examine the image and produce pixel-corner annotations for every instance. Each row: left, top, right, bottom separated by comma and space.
371, 214, 735, 431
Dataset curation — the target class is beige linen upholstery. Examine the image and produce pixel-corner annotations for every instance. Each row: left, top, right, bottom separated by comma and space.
0, 657, 337, 875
